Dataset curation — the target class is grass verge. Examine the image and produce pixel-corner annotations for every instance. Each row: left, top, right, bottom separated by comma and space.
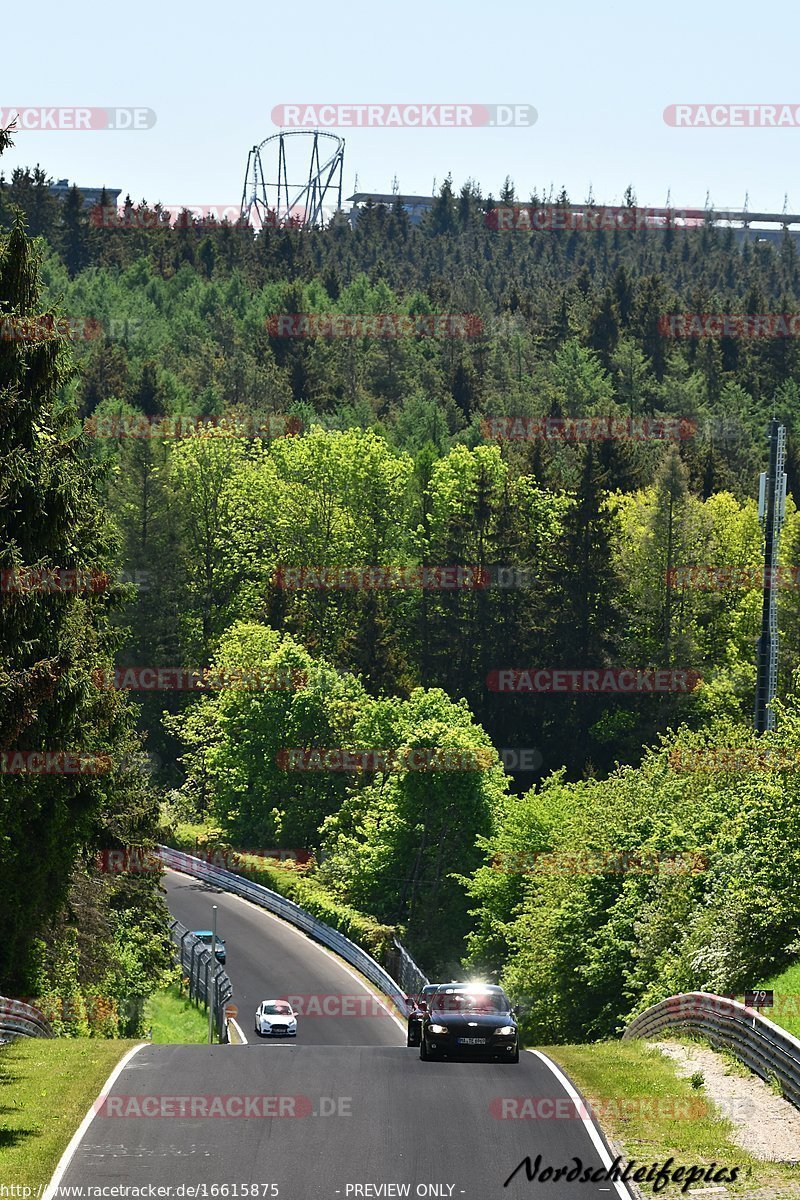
144, 983, 210, 1044
0, 1038, 138, 1189
759, 960, 800, 1040
543, 1039, 800, 1196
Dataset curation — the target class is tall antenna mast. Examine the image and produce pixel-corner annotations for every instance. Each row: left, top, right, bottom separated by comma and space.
755, 418, 787, 732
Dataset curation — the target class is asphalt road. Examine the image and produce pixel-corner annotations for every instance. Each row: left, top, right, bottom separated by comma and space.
162, 868, 404, 1046
52, 868, 635, 1199
58, 1042, 635, 1199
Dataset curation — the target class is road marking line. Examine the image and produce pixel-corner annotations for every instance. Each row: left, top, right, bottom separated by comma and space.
229, 1017, 248, 1044
43, 1042, 147, 1200
527, 1050, 635, 1200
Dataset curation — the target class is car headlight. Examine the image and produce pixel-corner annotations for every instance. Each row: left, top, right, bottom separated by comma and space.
495, 1026, 516, 1036
288, 1019, 297, 1027
428, 1023, 448, 1034
261, 1022, 271, 1029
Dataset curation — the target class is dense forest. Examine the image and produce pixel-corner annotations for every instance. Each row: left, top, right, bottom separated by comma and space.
3, 145, 800, 1040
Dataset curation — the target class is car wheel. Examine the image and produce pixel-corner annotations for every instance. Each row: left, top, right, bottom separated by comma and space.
509, 1045, 519, 1063
419, 1036, 429, 1060
407, 1027, 419, 1047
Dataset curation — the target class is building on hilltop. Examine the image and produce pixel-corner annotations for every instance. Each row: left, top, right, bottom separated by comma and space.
347, 192, 435, 227
49, 179, 122, 208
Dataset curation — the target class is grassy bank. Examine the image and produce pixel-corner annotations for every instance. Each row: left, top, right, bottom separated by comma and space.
759, 960, 800, 1040
145, 983, 210, 1044
544, 1039, 800, 1196
0, 1039, 138, 1189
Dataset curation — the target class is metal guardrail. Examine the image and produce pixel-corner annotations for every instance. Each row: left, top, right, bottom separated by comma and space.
389, 937, 430, 998
0, 996, 55, 1042
624, 991, 800, 1110
168, 919, 233, 1042
159, 846, 423, 1012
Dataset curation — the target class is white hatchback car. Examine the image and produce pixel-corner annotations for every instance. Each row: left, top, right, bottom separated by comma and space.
254, 1000, 298, 1038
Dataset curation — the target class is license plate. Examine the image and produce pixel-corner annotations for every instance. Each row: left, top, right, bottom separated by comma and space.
457, 1037, 487, 1045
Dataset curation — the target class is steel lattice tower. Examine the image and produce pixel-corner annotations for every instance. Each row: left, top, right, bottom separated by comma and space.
240, 131, 344, 230
754, 418, 787, 732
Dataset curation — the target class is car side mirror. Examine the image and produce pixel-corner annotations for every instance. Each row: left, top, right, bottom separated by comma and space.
419, 1001, 427, 1011
512, 1005, 521, 1017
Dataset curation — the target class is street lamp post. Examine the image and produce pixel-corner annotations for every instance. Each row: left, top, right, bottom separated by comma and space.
208, 904, 218, 1045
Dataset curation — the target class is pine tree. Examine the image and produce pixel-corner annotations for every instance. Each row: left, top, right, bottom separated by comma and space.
131, 361, 164, 417
652, 445, 690, 664
588, 288, 620, 364
547, 445, 623, 772
60, 184, 90, 277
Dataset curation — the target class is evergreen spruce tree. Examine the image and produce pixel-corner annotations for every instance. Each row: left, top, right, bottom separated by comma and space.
652, 445, 690, 665
60, 184, 90, 277
547, 444, 623, 772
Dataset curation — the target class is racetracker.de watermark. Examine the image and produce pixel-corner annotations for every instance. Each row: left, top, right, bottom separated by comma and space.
265, 314, 482, 338
485, 205, 706, 232
96, 846, 312, 872
276, 748, 495, 772
273, 566, 490, 589
664, 103, 800, 127
499, 746, 543, 771
664, 993, 800, 1017
94, 1094, 351, 1118
89, 203, 326, 232
489, 1095, 753, 1122
1, 751, 111, 775
83, 414, 301, 439
481, 416, 695, 441
669, 746, 800, 772
92, 666, 307, 691
90, 203, 248, 230
487, 668, 702, 693
271, 104, 536, 128
0, 315, 102, 343
490, 848, 708, 875
660, 313, 800, 338
1, 568, 149, 594
667, 565, 800, 589
271, 994, 396, 1017
0, 107, 156, 130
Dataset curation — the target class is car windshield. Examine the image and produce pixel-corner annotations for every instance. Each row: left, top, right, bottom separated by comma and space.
431, 990, 509, 1014
262, 1002, 292, 1015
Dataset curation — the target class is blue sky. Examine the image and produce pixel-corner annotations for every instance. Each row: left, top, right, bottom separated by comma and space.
2, 0, 799, 215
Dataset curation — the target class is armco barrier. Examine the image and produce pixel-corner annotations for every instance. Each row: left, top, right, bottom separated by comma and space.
0, 996, 54, 1042
159, 846, 427, 1011
624, 991, 800, 1110
389, 936, 430, 1000
168, 919, 233, 1041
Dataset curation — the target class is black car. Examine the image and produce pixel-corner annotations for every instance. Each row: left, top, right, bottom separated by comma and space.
419, 984, 520, 1062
